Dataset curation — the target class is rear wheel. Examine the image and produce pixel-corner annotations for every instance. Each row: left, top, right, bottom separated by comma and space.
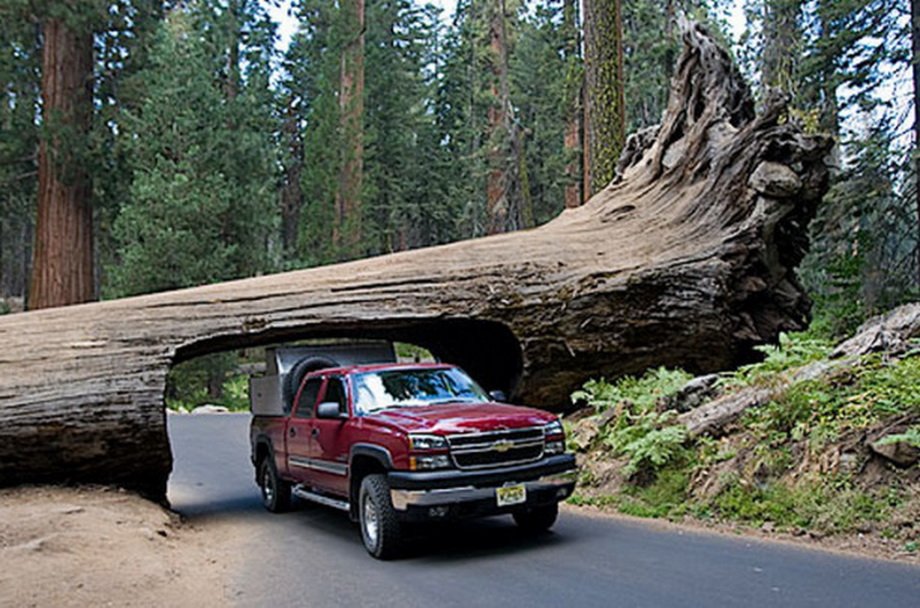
359, 474, 403, 559
513, 502, 558, 532
259, 457, 291, 513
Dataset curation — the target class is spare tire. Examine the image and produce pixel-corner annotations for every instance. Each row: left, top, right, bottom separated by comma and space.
282, 356, 338, 412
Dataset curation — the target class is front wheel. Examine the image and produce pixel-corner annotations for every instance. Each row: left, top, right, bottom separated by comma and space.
359, 474, 403, 559
513, 502, 559, 532
258, 457, 291, 513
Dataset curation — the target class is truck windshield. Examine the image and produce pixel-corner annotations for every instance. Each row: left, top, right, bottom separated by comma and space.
351, 367, 489, 414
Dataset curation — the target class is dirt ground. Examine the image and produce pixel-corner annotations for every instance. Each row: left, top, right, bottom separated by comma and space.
0, 486, 241, 607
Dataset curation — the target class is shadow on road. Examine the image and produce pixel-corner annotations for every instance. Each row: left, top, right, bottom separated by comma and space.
279, 500, 573, 562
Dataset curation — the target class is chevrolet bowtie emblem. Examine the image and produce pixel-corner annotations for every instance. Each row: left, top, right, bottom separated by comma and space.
493, 440, 514, 453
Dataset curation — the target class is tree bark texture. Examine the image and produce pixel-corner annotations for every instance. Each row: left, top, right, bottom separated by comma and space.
485, 0, 523, 234
761, 0, 801, 93
28, 18, 94, 310
582, 0, 626, 198
333, 0, 365, 254
280, 95, 304, 255
912, 0, 920, 286
0, 23, 830, 500
562, 0, 583, 209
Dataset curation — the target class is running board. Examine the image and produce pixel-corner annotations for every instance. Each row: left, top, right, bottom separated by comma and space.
293, 486, 350, 512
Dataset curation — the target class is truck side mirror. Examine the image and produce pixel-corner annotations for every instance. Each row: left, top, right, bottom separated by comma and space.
489, 390, 507, 402
316, 402, 346, 419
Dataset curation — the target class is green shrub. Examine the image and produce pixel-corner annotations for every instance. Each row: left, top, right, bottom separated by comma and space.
743, 355, 920, 442
721, 331, 833, 389
220, 373, 250, 411
876, 426, 920, 449
712, 477, 891, 533
572, 367, 693, 413
603, 408, 689, 477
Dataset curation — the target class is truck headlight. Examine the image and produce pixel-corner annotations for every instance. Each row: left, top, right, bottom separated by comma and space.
543, 419, 564, 438
408, 434, 448, 451
409, 455, 452, 470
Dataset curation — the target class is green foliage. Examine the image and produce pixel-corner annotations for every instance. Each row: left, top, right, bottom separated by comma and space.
220, 374, 252, 412
712, 477, 893, 534
106, 6, 277, 297
743, 355, 920, 450
876, 426, 920, 450
166, 352, 250, 412
719, 331, 833, 388
394, 342, 434, 362
571, 367, 693, 476
603, 409, 689, 477
572, 367, 694, 413
618, 466, 691, 519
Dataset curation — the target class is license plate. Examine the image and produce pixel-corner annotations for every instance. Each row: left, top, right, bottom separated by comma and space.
496, 484, 526, 507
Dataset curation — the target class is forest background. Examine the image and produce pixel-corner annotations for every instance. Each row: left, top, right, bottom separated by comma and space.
0, 0, 917, 407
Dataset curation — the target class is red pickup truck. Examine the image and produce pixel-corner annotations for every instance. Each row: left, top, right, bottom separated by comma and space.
249, 345, 576, 559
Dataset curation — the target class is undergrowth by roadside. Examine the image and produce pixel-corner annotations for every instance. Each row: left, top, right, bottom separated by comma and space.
567, 327, 920, 555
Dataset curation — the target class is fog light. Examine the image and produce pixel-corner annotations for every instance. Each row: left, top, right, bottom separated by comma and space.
556, 487, 569, 498
545, 440, 565, 455
410, 455, 452, 470
428, 506, 449, 518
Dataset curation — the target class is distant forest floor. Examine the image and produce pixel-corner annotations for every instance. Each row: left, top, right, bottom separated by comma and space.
565, 304, 920, 564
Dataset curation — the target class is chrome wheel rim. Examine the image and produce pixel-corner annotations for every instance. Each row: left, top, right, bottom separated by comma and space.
262, 466, 274, 505
363, 495, 379, 548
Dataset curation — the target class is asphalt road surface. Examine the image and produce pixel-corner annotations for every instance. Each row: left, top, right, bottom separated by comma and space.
168, 413, 920, 608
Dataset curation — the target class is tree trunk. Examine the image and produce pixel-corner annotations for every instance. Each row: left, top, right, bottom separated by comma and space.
333, 0, 365, 256
762, 0, 801, 93
562, 0, 583, 209
28, 18, 94, 310
0, 22, 830, 501
485, 0, 522, 234
912, 0, 920, 286
280, 95, 304, 256
582, 0, 626, 198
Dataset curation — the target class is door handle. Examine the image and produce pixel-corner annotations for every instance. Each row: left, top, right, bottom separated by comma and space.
289, 428, 296, 438
311, 428, 320, 438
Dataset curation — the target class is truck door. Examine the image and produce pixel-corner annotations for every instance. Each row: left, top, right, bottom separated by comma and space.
285, 376, 323, 483
307, 375, 352, 497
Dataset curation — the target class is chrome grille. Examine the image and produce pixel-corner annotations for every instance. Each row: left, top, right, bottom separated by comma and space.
447, 427, 545, 470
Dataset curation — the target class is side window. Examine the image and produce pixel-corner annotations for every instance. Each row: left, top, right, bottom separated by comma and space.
295, 378, 323, 418
321, 377, 348, 415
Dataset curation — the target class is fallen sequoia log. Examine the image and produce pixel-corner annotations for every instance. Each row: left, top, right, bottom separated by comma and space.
0, 22, 830, 500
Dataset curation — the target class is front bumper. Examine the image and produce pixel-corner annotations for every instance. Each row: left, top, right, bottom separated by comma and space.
387, 454, 577, 519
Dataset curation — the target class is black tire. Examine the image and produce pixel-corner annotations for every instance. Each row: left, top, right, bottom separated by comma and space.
513, 502, 559, 532
359, 474, 403, 559
258, 456, 291, 513
283, 356, 338, 412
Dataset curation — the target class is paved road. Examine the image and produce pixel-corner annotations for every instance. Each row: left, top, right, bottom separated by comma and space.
168, 414, 920, 608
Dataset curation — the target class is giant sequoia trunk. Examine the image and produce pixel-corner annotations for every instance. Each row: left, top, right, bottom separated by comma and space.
334, 0, 366, 254
0, 23, 830, 500
582, 0, 626, 198
29, 18, 95, 309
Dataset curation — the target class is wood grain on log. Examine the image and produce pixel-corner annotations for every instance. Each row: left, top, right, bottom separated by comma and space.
0, 22, 830, 500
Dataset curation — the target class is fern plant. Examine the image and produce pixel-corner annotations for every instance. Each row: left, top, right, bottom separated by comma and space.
572, 367, 693, 413
603, 408, 688, 477
720, 331, 833, 389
